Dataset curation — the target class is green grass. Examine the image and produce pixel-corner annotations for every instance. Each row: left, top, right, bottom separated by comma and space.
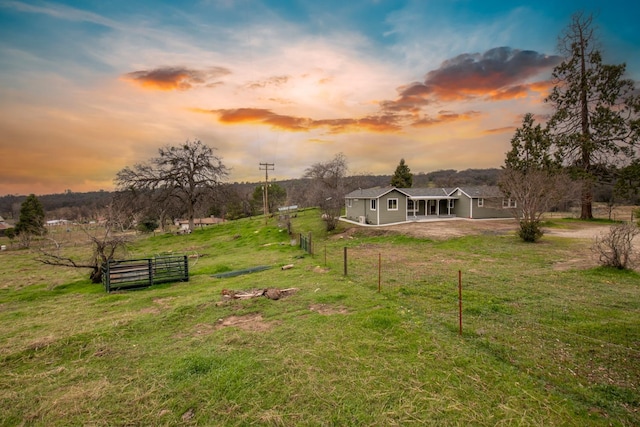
0, 211, 638, 426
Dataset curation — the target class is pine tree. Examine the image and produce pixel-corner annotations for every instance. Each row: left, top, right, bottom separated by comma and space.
546, 12, 640, 219
391, 159, 413, 188
15, 194, 46, 247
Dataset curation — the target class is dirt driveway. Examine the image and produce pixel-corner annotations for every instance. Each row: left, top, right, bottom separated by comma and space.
363, 218, 614, 241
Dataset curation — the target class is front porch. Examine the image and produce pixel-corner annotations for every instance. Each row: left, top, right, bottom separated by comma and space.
406, 198, 455, 221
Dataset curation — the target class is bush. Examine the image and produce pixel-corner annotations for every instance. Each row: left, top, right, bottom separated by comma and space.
137, 219, 158, 233
518, 220, 543, 242
592, 223, 639, 270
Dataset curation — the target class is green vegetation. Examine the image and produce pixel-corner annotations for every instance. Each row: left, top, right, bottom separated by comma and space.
0, 210, 638, 426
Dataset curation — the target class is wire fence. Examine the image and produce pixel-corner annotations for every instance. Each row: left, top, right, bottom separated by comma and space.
313, 241, 640, 358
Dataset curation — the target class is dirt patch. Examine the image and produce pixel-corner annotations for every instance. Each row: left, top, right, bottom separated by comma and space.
309, 304, 349, 315
339, 218, 629, 241
215, 313, 275, 332
337, 219, 519, 240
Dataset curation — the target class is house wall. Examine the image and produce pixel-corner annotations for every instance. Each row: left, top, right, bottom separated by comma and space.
378, 191, 407, 224
453, 190, 472, 218
345, 198, 368, 223
471, 198, 513, 219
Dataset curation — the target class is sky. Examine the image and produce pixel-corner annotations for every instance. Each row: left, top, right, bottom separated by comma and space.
1, 0, 639, 196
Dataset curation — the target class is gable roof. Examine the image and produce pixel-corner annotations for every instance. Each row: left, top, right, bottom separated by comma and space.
345, 187, 410, 199
402, 188, 455, 198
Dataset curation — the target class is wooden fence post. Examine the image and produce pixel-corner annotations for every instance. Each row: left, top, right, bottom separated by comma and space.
343, 247, 347, 276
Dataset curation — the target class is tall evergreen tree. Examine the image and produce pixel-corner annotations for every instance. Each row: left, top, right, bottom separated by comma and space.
391, 158, 413, 188
15, 194, 46, 237
546, 12, 640, 219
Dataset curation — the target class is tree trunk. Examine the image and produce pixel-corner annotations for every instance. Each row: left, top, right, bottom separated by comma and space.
90, 266, 103, 284
580, 181, 593, 220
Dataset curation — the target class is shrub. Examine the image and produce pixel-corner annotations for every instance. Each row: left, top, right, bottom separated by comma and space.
592, 223, 639, 270
518, 220, 543, 242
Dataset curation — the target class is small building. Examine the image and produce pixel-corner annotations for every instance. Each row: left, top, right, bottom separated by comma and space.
0, 216, 13, 237
344, 186, 513, 225
175, 217, 225, 231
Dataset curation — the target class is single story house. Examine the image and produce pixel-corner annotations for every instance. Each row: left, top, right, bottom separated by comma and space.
344, 186, 515, 225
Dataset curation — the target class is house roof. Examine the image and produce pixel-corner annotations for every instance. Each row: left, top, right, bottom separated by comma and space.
402, 188, 455, 199
346, 186, 502, 200
345, 187, 410, 199
453, 186, 504, 198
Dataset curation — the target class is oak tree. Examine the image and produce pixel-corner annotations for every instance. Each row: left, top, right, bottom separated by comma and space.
115, 140, 228, 231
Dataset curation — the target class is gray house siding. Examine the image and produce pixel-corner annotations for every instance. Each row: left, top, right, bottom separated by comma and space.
378, 191, 408, 224
472, 198, 513, 219
345, 186, 512, 225
452, 189, 472, 218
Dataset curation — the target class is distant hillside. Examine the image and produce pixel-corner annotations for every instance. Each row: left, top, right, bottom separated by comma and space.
0, 169, 502, 221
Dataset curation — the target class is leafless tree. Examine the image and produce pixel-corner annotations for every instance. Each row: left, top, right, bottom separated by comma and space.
303, 153, 348, 231
37, 224, 130, 284
115, 140, 228, 231
592, 223, 639, 270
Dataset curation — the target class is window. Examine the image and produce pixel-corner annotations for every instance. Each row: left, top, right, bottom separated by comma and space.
502, 198, 517, 208
370, 199, 377, 211
407, 199, 415, 210
347, 199, 352, 208
449, 199, 455, 209
477, 198, 484, 207
388, 198, 398, 210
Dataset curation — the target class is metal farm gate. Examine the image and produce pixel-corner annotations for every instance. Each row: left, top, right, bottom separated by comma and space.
102, 255, 189, 292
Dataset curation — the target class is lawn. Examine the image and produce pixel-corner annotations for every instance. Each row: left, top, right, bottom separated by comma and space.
0, 210, 638, 426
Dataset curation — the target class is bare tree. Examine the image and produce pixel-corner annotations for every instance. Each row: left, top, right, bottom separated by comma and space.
499, 113, 575, 242
37, 224, 130, 284
303, 153, 348, 231
115, 140, 228, 231
592, 223, 639, 270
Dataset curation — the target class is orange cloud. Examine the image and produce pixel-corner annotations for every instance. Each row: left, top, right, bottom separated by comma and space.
193, 107, 403, 134
122, 66, 231, 91
483, 126, 517, 135
411, 110, 481, 127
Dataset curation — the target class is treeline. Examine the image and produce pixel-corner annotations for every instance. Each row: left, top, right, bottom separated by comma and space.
0, 169, 502, 222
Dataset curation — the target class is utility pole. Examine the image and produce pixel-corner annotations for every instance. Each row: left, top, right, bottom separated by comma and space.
259, 162, 274, 224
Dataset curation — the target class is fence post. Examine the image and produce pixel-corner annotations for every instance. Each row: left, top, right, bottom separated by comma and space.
148, 259, 153, 287
378, 253, 381, 293
104, 261, 110, 293
183, 255, 189, 280
308, 232, 313, 255
458, 270, 463, 336
343, 247, 347, 276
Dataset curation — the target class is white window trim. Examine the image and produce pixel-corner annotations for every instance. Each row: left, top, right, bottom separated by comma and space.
502, 198, 517, 208
478, 198, 484, 207
449, 199, 455, 208
370, 199, 377, 211
388, 198, 398, 211
347, 199, 352, 208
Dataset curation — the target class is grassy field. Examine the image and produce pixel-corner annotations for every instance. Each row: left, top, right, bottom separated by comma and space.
0, 210, 638, 426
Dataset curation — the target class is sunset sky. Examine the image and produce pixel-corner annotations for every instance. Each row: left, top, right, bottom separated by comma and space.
1, 0, 639, 196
